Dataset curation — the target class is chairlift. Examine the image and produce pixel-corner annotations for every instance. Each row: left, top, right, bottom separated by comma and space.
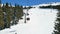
27, 17, 30, 21
27, 13, 29, 16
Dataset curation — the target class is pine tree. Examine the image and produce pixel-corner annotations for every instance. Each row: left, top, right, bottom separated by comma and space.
2, 3, 8, 28
53, 9, 60, 34
12, 4, 18, 25
0, 2, 23, 30
0, 3, 5, 29
3, 3, 11, 28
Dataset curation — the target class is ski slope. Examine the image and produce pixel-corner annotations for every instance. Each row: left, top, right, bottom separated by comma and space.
0, 8, 58, 34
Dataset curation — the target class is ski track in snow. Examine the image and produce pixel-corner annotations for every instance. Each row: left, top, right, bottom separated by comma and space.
0, 8, 58, 34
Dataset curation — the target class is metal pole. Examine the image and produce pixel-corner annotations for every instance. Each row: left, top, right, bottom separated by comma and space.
24, 13, 26, 23
24, 6, 29, 23
24, 0, 28, 23
27, 8, 29, 15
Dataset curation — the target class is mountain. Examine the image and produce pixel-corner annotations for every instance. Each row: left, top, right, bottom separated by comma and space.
23, 2, 60, 9
1, 2, 60, 34
32, 2, 60, 7
0, 2, 59, 34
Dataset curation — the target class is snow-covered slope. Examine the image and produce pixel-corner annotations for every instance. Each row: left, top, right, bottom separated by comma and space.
32, 2, 60, 8
0, 7, 58, 34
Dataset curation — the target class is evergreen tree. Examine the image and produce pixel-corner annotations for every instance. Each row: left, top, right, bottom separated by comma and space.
12, 9, 17, 25
53, 9, 60, 34
0, 2, 23, 30
4, 3, 11, 28
12, 4, 18, 25
0, 3, 5, 30
2, 4, 8, 28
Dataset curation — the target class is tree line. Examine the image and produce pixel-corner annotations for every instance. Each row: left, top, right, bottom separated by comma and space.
39, 4, 60, 34
0, 3, 23, 30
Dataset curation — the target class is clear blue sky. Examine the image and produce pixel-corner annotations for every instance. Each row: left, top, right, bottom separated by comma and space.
1, 0, 60, 6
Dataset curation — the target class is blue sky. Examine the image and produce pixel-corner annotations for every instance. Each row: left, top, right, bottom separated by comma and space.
2, 0, 60, 6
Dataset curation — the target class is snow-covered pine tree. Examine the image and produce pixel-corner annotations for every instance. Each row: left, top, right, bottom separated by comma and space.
53, 9, 60, 34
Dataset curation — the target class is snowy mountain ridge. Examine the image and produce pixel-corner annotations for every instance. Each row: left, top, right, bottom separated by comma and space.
0, 2, 59, 34
0, 6, 58, 34
32, 2, 60, 7
26, 2, 60, 8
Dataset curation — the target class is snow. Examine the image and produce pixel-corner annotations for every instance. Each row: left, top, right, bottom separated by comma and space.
32, 2, 60, 8
0, 7, 58, 34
